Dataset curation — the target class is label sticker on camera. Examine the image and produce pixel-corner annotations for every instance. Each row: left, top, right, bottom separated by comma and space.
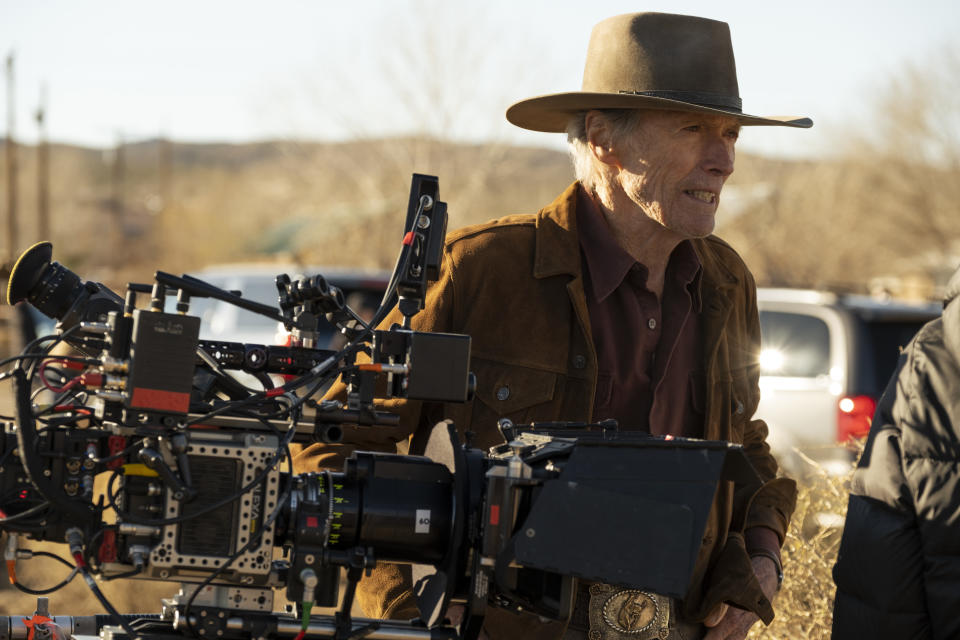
416, 509, 431, 534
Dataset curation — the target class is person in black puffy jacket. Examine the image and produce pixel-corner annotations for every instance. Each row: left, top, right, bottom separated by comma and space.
832, 265, 960, 639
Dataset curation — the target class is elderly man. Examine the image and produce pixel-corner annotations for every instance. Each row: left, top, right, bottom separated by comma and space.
295, 11, 810, 640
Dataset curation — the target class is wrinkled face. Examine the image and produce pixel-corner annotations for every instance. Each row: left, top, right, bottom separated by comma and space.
613, 110, 740, 239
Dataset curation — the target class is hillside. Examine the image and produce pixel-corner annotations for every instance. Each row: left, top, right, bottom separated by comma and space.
1, 137, 956, 298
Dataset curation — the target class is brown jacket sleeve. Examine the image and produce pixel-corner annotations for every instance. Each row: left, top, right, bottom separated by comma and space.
738, 272, 796, 543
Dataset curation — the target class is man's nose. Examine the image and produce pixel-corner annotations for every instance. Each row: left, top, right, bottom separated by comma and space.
703, 139, 735, 177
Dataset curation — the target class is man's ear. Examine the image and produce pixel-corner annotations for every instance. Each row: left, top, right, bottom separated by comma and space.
585, 110, 622, 169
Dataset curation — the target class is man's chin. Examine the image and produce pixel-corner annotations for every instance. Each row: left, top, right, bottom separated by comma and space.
684, 220, 717, 239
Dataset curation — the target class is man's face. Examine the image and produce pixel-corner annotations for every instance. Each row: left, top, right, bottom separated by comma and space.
613, 110, 740, 240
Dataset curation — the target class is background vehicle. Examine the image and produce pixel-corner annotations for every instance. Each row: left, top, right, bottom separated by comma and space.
187, 263, 391, 347
755, 288, 941, 478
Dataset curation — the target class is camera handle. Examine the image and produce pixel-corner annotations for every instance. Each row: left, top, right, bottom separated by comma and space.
396, 175, 448, 328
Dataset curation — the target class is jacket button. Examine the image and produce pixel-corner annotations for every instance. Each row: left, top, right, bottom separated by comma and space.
573, 355, 586, 369
497, 386, 510, 401
735, 400, 745, 415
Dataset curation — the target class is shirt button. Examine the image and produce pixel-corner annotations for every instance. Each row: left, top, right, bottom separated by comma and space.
573, 355, 587, 369
497, 386, 510, 401
647, 318, 657, 330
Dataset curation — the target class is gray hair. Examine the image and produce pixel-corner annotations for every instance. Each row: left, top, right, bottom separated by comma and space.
566, 109, 645, 192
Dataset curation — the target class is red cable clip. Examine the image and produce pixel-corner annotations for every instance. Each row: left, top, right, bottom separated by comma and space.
22, 615, 55, 640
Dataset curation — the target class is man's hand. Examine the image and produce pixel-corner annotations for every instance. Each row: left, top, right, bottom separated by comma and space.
701, 555, 779, 640
445, 605, 490, 640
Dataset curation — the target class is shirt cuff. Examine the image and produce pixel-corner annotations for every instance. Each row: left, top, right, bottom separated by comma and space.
744, 526, 782, 563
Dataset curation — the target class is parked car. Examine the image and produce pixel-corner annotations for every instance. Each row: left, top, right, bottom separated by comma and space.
186, 263, 391, 347
755, 288, 941, 478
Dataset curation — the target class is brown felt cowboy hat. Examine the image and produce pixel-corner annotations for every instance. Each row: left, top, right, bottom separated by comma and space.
506, 12, 813, 132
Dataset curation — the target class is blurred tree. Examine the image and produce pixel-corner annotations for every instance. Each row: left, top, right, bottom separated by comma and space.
272, 0, 569, 269
846, 45, 960, 281
722, 46, 960, 294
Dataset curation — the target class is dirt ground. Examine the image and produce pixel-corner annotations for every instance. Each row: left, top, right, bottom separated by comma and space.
0, 534, 360, 620
0, 537, 178, 615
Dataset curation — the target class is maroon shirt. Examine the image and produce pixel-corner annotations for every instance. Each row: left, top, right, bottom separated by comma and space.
576, 188, 782, 562
577, 189, 704, 436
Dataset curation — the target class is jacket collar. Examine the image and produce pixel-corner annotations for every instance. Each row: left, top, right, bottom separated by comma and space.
534, 182, 583, 279
694, 238, 739, 312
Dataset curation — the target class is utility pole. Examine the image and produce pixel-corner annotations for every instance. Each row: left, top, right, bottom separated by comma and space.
5, 51, 18, 265
158, 136, 172, 211
111, 132, 126, 266
36, 84, 50, 242
112, 133, 125, 219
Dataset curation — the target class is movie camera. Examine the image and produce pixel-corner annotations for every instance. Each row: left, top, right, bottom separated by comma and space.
0, 175, 762, 640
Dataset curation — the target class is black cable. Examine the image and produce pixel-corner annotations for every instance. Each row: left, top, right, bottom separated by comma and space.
83, 526, 109, 571
74, 561, 139, 639
182, 344, 347, 427
99, 566, 144, 581
267, 336, 372, 419
0, 331, 91, 377
0, 501, 51, 524
34, 390, 93, 418
93, 440, 144, 466
11, 550, 80, 595
0, 351, 49, 371
20, 325, 84, 378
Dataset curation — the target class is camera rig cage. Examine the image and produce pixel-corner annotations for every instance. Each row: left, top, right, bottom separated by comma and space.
0, 175, 763, 640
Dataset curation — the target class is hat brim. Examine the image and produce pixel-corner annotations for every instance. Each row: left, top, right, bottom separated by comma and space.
506, 91, 813, 133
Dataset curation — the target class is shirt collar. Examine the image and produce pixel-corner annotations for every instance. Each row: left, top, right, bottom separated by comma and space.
577, 187, 703, 309
671, 240, 704, 313
577, 188, 637, 302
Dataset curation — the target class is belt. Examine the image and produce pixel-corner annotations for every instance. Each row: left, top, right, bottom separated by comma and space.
565, 582, 703, 640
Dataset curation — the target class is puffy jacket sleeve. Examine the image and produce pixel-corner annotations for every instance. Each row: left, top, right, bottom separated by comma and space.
831, 345, 930, 639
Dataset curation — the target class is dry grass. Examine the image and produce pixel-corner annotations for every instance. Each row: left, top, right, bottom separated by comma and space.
748, 453, 856, 639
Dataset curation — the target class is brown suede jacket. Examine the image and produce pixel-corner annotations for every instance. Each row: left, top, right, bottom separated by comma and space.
294, 182, 797, 638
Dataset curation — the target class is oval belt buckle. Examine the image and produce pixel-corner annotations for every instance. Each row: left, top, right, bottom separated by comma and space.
587, 583, 671, 640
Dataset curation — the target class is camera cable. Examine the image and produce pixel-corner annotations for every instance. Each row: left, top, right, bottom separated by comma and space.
8, 548, 80, 595
66, 529, 139, 640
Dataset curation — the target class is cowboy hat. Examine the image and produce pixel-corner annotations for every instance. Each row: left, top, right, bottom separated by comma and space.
506, 12, 812, 132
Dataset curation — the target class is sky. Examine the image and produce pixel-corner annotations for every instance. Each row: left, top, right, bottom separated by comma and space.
2, 0, 958, 158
